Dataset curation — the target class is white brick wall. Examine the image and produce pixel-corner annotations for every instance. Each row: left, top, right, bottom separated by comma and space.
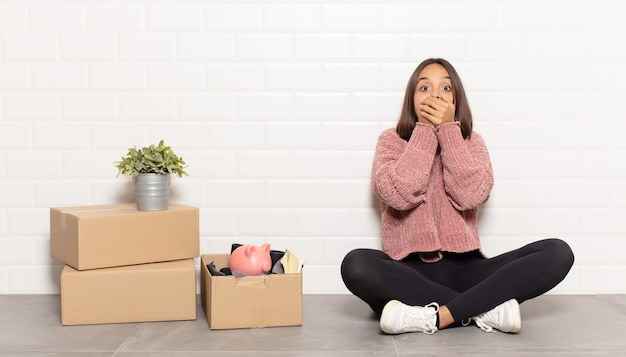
1, 1, 625, 295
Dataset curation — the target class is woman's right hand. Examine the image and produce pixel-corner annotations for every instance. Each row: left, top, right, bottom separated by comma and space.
419, 96, 455, 128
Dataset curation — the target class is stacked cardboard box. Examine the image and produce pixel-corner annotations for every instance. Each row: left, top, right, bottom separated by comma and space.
50, 203, 199, 326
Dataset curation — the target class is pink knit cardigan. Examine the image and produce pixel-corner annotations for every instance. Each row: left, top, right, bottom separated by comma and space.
371, 122, 494, 262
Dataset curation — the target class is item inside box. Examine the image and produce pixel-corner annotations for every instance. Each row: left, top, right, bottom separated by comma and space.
206, 243, 303, 276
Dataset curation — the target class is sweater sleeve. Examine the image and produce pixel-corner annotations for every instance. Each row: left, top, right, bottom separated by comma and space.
436, 122, 494, 210
371, 125, 439, 211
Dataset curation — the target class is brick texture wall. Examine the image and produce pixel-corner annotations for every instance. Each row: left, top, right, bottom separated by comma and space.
1, 1, 625, 293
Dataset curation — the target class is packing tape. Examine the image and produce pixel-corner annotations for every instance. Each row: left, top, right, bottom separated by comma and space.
58, 207, 134, 231
234, 276, 271, 288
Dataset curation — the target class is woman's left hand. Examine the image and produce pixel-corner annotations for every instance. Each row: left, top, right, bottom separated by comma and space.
419, 97, 455, 127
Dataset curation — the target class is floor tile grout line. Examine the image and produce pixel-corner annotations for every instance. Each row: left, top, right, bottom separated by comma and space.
112, 323, 140, 356
596, 294, 626, 315
391, 334, 400, 357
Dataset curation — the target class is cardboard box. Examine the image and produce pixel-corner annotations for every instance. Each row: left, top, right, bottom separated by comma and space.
61, 259, 196, 326
201, 253, 303, 330
50, 203, 199, 270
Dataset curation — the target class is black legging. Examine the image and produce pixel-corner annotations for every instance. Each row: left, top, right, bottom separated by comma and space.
341, 238, 574, 321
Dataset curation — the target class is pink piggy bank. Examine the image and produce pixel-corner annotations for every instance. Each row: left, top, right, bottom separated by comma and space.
229, 243, 272, 277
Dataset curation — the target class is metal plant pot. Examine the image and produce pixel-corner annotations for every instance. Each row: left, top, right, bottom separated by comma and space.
133, 173, 170, 211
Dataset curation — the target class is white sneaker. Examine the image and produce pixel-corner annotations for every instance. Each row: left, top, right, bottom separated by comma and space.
474, 299, 521, 333
380, 300, 439, 335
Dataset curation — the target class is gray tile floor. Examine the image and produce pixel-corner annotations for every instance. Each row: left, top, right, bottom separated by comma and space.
0, 294, 624, 356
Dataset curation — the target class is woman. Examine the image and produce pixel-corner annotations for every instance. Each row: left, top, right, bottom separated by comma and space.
341, 58, 574, 335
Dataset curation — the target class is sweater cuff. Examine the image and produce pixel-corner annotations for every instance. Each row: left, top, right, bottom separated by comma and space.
436, 121, 461, 133
391, 123, 437, 191
411, 122, 437, 140
435, 121, 463, 145
405, 123, 437, 153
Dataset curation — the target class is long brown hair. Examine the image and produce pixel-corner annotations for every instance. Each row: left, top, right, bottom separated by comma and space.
396, 58, 472, 141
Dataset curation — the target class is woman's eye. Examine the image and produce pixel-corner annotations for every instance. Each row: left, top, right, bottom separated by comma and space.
443, 85, 452, 91
419, 86, 429, 91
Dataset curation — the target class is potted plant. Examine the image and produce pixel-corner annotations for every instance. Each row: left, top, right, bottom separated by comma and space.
114, 140, 188, 211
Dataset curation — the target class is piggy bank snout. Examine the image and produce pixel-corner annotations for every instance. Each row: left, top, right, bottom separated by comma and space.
230, 244, 273, 276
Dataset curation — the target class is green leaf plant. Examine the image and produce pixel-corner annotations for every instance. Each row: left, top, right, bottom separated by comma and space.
114, 140, 188, 178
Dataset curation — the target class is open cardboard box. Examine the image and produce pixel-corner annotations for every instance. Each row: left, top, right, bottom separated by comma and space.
200, 253, 303, 330
50, 203, 199, 270
61, 259, 197, 326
